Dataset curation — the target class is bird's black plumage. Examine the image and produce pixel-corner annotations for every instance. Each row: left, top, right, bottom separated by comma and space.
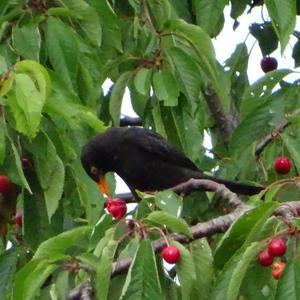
81, 127, 264, 195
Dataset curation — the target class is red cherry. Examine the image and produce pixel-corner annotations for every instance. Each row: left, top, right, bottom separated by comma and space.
272, 262, 286, 280
21, 157, 31, 169
268, 239, 287, 257
258, 248, 273, 266
161, 246, 181, 264
0, 175, 12, 193
260, 57, 278, 73
106, 198, 127, 220
274, 157, 291, 174
274, 157, 292, 174
15, 210, 23, 226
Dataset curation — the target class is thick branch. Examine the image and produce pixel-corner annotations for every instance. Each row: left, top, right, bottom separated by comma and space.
111, 201, 300, 277
172, 178, 244, 208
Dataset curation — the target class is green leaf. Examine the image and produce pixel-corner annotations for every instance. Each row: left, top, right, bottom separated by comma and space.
120, 239, 162, 300
12, 22, 41, 60
173, 241, 197, 300
214, 202, 278, 269
147, 0, 171, 31
89, 214, 112, 250
44, 154, 65, 221
152, 70, 179, 106
229, 97, 285, 155
0, 119, 5, 164
214, 242, 260, 300
7, 60, 51, 138
58, 0, 102, 47
90, 0, 122, 51
146, 211, 192, 237
8, 73, 44, 138
230, 0, 249, 19
281, 133, 300, 173
8, 138, 32, 193
13, 259, 58, 300
0, 249, 18, 298
94, 228, 115, 258
109, 71, 131, 126
76, 110, 106, 132
46, 17, 79, 89
265, 0, 296, 51
192, 0, 227, 36
95, 240, 119, 300
190, 239, 213, 300
249, 22, 278, 56
14, 60, 51, 98
31, 133, 57, 190
168, 47, 201, 104
240, 69, 290, 118
153, 190, 183, 216
33, 226, 92, 260
29, 132, 64, 220
166, 19, 230, 111
264, 183, 284, 202
275, 258, 300, 299
133, 68, 152, 96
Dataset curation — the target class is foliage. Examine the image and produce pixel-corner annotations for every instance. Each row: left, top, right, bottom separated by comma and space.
0, 0, 299, 299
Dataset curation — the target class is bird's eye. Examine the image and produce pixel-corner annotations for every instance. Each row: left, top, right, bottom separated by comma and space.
90, 166, 98, 175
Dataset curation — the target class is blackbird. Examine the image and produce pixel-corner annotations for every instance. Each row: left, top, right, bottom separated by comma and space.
81, 127, 264, 196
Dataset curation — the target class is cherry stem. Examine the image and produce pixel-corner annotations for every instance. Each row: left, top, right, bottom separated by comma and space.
149, 226, 170, 247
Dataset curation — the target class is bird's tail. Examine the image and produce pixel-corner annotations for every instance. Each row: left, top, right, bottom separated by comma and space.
191, 172, 264, 196
213, 177, 264, 195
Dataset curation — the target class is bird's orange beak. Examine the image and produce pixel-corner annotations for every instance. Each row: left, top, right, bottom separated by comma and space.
98, 175, 110, 197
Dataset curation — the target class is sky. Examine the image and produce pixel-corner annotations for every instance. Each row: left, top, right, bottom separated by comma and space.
103, 4, 300, 194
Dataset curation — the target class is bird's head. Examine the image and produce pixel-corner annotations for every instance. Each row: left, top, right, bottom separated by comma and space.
81, 140, 111, 196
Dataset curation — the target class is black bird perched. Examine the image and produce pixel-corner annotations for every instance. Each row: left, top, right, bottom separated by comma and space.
81, 127, 264, 196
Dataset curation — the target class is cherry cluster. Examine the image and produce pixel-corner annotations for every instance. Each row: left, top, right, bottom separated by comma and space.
105, 198, 181, 264
258, 238, 287, 280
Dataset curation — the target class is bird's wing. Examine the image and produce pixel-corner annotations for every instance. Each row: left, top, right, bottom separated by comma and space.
124, 128, 200, 171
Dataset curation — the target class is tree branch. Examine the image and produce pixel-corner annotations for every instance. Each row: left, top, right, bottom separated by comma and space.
172, 178, 244, 208
111, 206, 249, 277
255, 122, 289, 157
255, 108, 300, 157
68, 281, 93, 300
204, 85, 234, 145
111, 201, 300, 277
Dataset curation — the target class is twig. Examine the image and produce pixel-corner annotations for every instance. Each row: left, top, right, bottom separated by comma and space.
68, 281, 93, 300
255, 122, 289, 157
255, 108, 300, 157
